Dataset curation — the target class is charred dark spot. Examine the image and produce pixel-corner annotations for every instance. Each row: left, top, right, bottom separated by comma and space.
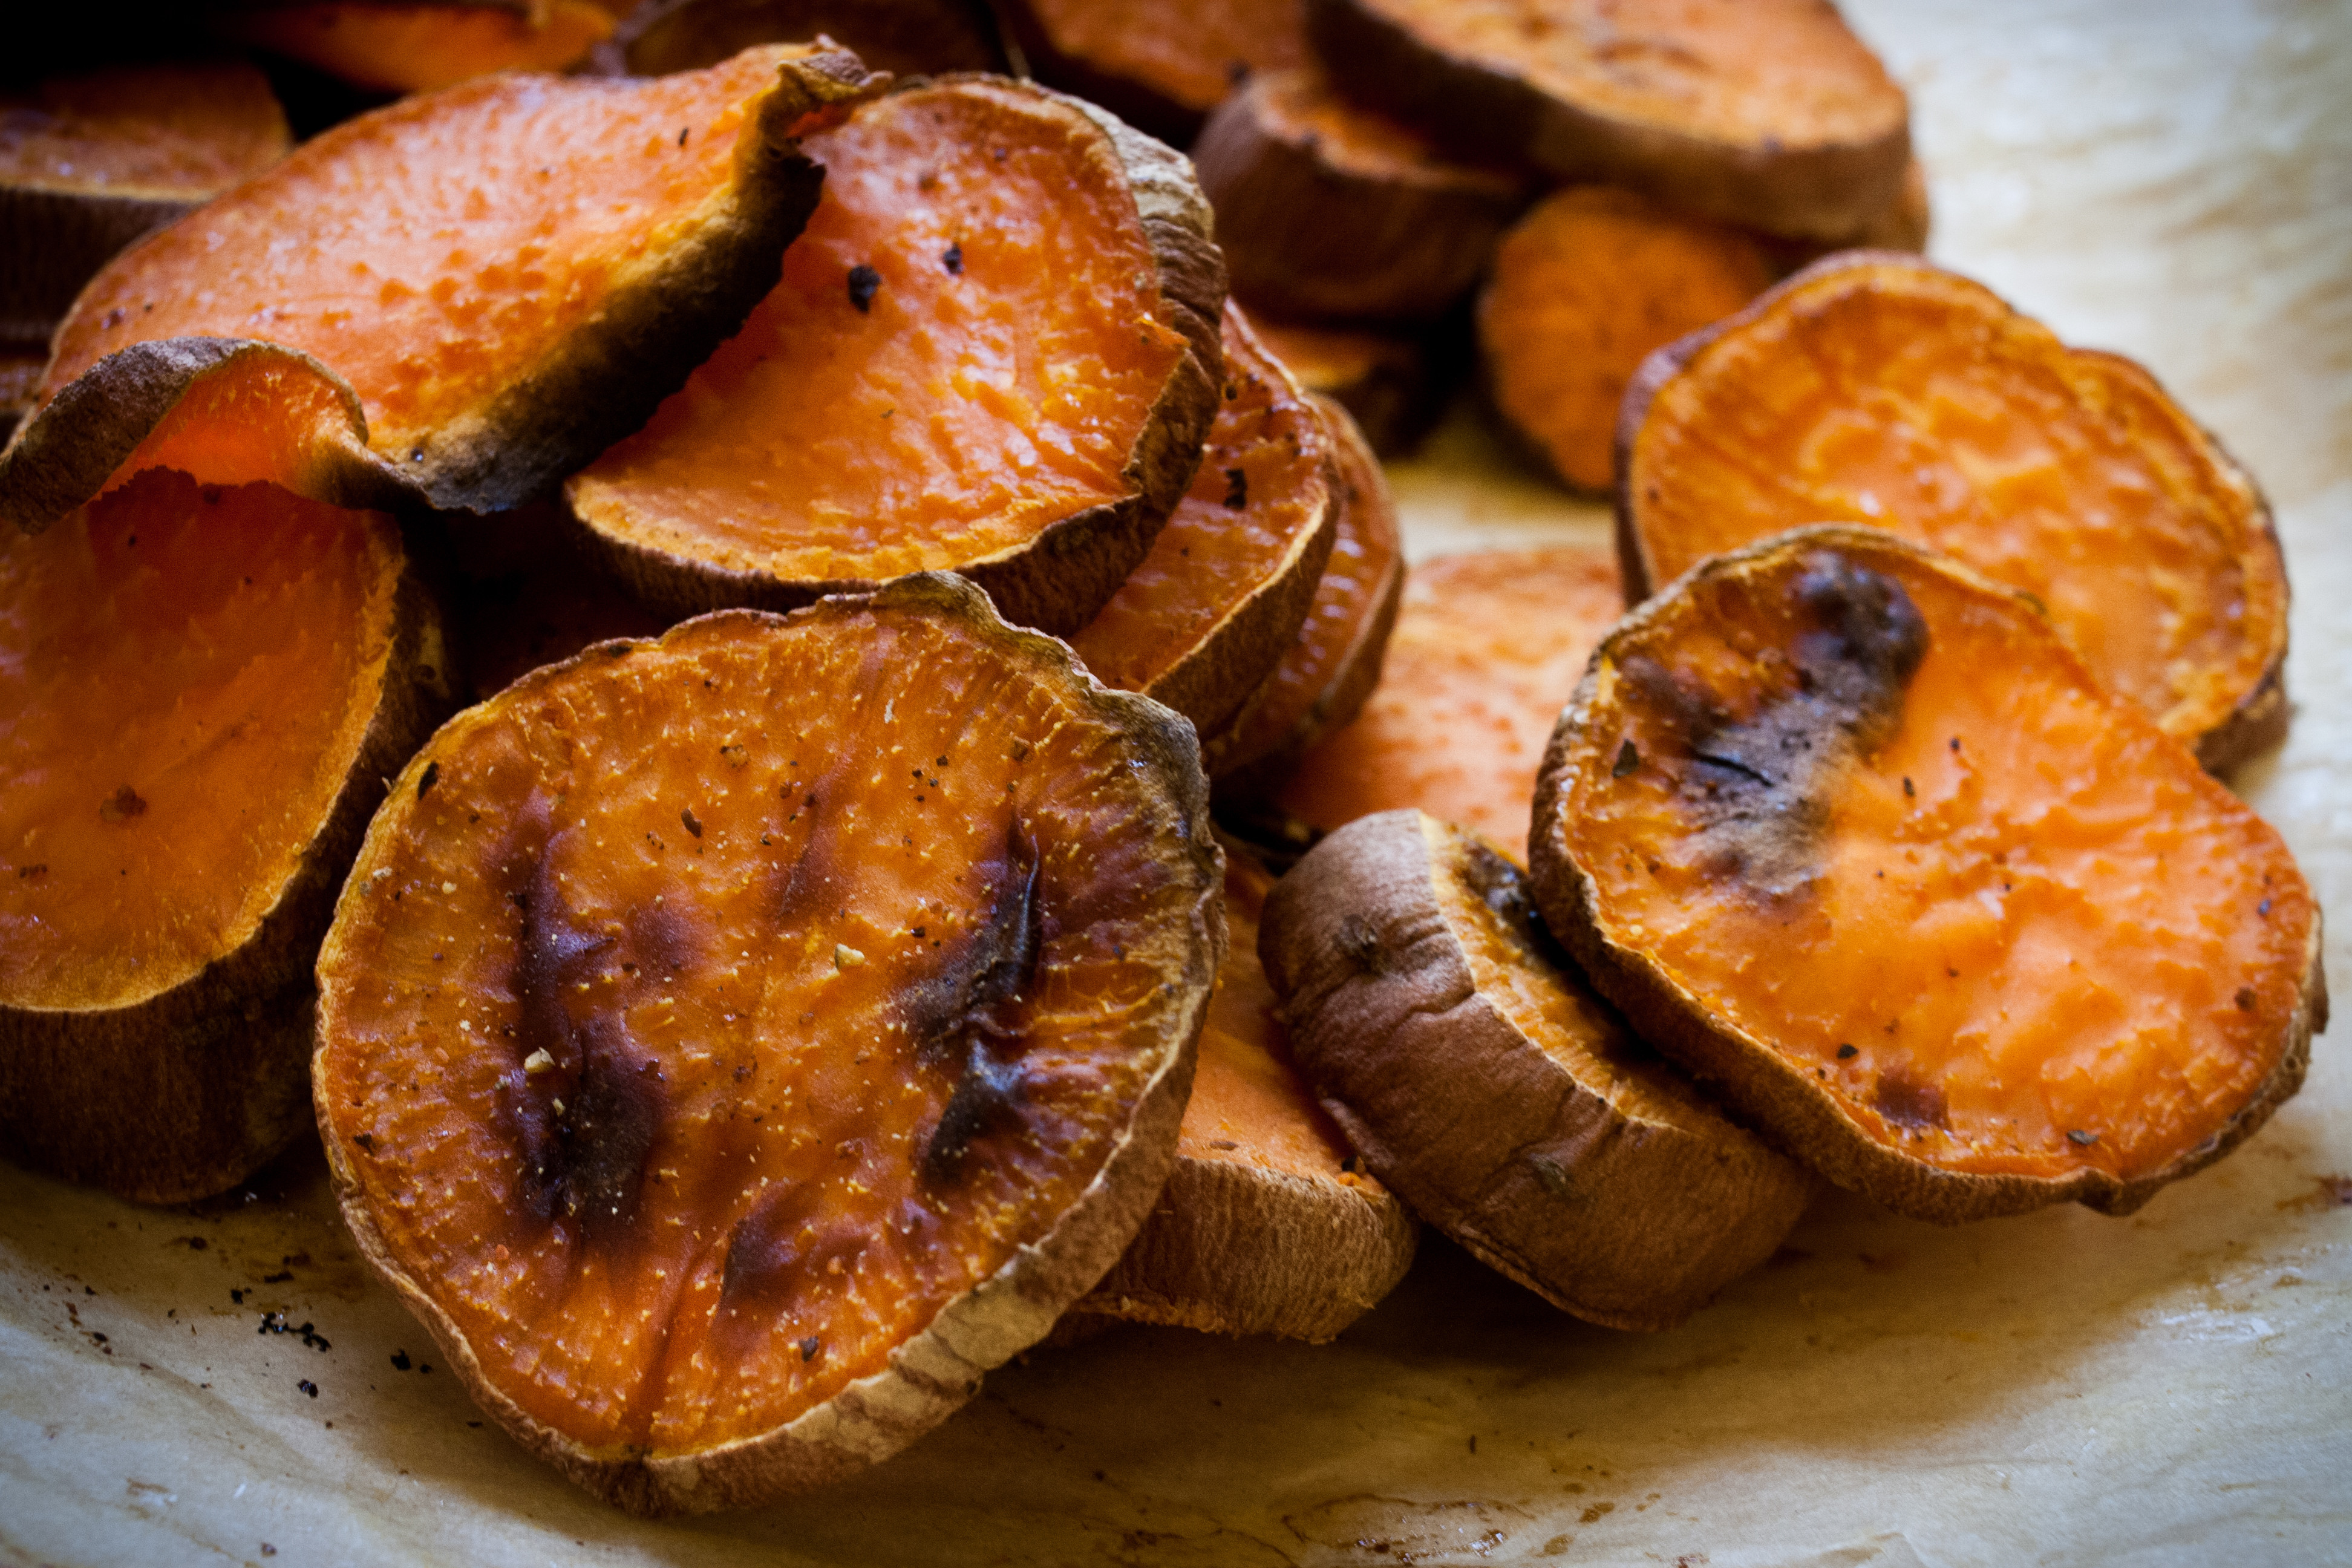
2236, 987, 2258, 1011
904, 825, 1045, 1184
1222, 467, 1249, 510
942, 242, 962, 274
847, 264, 881, 313
1837, 1043, 1858, 1059
2067, 1128, 2099, 1147
99, 785, 146, 823
416, 761, 439, 800
800, 1336, 822, 1362
1870, 1069, 1947, 1132
681, 807, 702, 839
921, 1048, 1025, 1184
718, 1181, 867, 1318
1612, 740, 1641, 778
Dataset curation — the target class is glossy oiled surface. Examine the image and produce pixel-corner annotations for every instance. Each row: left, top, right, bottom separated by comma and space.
569, 79, 1187, 584
1483, 186, 1769, 492
1278, 546, 1622, 850
39, 48, 809, 456
1025, 0, 1305, 115
316, 603, 1205, 1452
0, 62, 289, 196
219, 2, 615, 94
1359, 0, 1906, 149
1627, 261, 2287, 745
1070, 308, 1327, 696
1561, 541, 2312, 1182
0, 470, 401, 1009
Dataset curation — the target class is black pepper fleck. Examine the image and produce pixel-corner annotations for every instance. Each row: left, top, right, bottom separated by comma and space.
848, 264, 881, 312
942, 242, 962, 274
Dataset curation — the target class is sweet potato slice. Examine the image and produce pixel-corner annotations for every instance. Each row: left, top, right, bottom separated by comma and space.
1192, 64, 1524, 324
619, 0, 1007, 77
1529, 528, 2325, 1223
1308, 0, 1911, 241
313, 573, 1221, 1513
1069, 304, 1337, 733
565, 74, 1224, 636
0, 341, 445, 1201
1271, 545, 1622, 850
993, 0, 1308, 145
0, 61, 290, 342
1481, 186, 1772, 494
1076, 843, 1416, 1341
1618, 253, 2292, 770
1247, 315, 1448, 457
34, 44, 878, 515
216, 1, 618, 93
1204, 395, 1403, 786
1264, 810, 1811, 1328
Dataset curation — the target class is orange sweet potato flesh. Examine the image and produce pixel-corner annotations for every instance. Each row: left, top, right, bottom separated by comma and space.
38, 45, 875, 514
1530, 528, 2324, 1221
1001, 0, 1307, 142
0, 60, 290, 198
1245, 316, 1443, 457
1274, 545, 1622, 850
315, 574, 1220, 1512
218, 2, 617, 93
566, 75, 1224, 636
1482, 186, 1770, 493
1070, 304, 1336, 733
1619, 255, 2291, 771
1204, 394, 1402, 785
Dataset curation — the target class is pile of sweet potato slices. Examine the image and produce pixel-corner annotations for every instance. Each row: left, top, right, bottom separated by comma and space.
0, 0, 2325, 1521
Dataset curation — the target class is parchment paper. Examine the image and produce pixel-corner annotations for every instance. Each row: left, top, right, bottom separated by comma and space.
4, 2, 2348, 1563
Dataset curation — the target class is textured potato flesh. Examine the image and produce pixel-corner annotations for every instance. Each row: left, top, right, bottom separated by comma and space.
1259, 64, 1493, 186
1483, 186, 1769, 491
40, 48, 813, 458
567, 80, 1189, 583
1362, 0, 1905, 150
1180, 855, 1357, 1181
1628, 266, 2285, 743
1562, 547, 2313, 1183
1026, 0, 1306, 115
1211, 397, 1398, 764
0, 62, 289, 196
0, 469, 400, 1010
1071, 312, 1327, 696
91, 350, 366, 503
1279, 546, 1621, 849
316, 609, 1198, 1452
220, 4, 615, 94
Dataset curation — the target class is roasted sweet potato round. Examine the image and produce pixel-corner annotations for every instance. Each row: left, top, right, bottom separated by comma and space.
1246, 315, 1449, 458
1263, 810, 1812, 1329
1308, 0, 1912, 241
1270, 544, 1622, 850
0, 340, 445, 1202
1529, 527, 2325, 1223
36, 44, 877, 515
1617, 253, 2292, 771
993, 0, 1307, 145
216, 1, 619, 93
1480, 185, 1771, 494
1076, 843, 1416, 1341
566, 74, 1224, 636
1070, 304, 1337, 733
0, 61, 290, 342
1204, 394, 1403, 787
619, 0, 1007, 77
1192, 63, 1524, 324
313, 572, 1222, 1514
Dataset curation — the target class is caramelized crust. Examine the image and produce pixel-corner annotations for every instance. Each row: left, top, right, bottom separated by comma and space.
1205, 396, 1403, 785
38, 45, 878, 514
315, 574, 1220, 1512
1310, 0, 1912, 239
567, 75, 1224, 636
621, 0, 1007, 77
998, 0, 1307, 143
1071, 304, 1338, 733
1481, 186, 1771, 492
218, 2, 618, 93
1618, 254, 2291, 769
1261, 811, 1811, 1329
1530, 528, 2323, 1221
1274, 545, 1621, 851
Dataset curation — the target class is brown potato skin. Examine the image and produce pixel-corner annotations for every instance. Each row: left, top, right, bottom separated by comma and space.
1527, 527, 2326, 1223
619, 0, 1007, 77
1610, 251, 2291, 775
1261, 809, 1814, 1330
1192, 68, 1524, 323
1307, 0, 1910, 241
316, 573, 1223, 1513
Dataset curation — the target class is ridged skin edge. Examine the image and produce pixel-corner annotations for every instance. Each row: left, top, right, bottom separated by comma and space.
1612, 250, 2292, 773
1309, 0, 1910, 240
1526, 525, 2322, 1224
315, 572, 1223, 1514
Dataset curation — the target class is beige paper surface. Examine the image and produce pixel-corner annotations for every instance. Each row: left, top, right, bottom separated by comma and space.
4, 2, 2348, 1563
